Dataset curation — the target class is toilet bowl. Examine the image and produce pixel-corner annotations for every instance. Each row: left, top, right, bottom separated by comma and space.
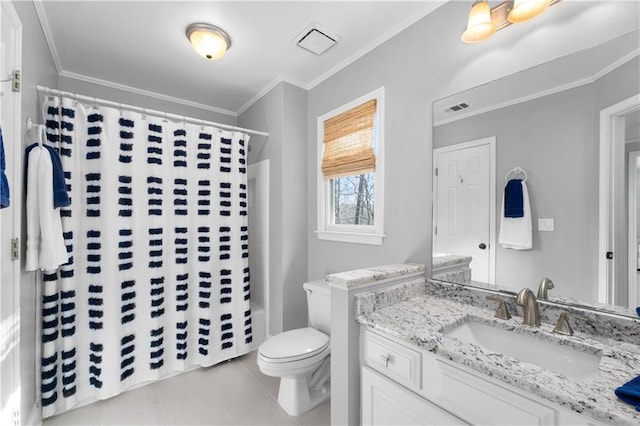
257, 280, 331, 416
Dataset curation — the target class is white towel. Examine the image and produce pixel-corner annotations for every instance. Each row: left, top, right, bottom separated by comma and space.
498, 180, 532, 250
25, 146, 69, 271
25, 147, 42, 270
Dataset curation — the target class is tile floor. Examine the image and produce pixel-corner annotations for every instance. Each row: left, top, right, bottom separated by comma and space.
42, 350, 330, 426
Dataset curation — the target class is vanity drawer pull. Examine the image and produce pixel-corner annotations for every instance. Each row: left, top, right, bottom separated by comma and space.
379, 354, 390, 367
363, 329, 421, 389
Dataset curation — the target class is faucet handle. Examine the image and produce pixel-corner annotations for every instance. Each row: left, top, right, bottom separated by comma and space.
553, 312, 588, 336
486, 295, 512, 320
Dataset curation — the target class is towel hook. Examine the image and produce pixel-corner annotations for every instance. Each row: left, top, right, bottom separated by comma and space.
38, 124, 46, 147
26, 118, 45, 147
505, 166, 527, 183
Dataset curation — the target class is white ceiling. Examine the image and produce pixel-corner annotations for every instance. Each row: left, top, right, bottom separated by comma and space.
36, 1, 443, 117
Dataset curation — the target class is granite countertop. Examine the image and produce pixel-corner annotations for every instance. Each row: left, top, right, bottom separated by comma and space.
326, 263, 425, 288
432, 253, 472, 268
357, 282, 640, 426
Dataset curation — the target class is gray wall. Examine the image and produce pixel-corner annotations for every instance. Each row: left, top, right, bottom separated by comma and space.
306, 17, 436, 280
13, 2, 58, 423
281, 83, 309, 330
305, 0, 640, 284
433, 58, 639, 302
238, 81, 308, 332
10, 1, 640, 420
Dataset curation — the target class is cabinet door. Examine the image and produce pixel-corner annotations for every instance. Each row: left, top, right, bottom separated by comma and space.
362, 367, 467, 426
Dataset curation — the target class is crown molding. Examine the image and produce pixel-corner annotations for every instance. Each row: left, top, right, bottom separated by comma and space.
32, 0, 236, 117
59, 70, 237, 117
305, 1, 447, 91
33, 0, 447, 118
236, 77, 307, 116
434, 51, 640, 127
33, 0, 61, 74
592, 50, 639, 82
434, 77, 593, 126
238, 1, 447, 115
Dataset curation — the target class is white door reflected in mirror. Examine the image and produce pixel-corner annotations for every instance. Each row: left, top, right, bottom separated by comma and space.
433, 137, 495, 284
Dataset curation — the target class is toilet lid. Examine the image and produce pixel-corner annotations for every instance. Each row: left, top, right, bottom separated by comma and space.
259, 328, 329, 362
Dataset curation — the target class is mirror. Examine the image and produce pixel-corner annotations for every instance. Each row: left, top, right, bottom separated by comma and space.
432, 30, 640, 317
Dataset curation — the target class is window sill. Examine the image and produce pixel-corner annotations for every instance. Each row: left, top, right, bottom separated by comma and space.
315, 230, 385, 246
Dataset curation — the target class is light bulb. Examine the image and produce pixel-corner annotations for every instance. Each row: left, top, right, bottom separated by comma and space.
462, 1, 496, 44
508, 0, 550, 23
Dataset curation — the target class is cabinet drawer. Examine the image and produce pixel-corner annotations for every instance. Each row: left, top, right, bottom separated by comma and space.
363, 329, 421, 389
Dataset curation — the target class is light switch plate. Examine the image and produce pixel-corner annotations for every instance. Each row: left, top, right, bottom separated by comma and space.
538, 218, 554, 231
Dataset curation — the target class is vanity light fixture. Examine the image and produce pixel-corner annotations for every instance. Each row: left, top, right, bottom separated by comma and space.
186, 23, 231, 60
508, 0, 550, 23
462, 0, 560, 44
462, 1, 496, 44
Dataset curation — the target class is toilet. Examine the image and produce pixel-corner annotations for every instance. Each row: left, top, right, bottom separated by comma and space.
257, 279, 331, 416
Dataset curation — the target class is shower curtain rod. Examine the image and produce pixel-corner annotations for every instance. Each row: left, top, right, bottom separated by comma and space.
36, 85, 269, 138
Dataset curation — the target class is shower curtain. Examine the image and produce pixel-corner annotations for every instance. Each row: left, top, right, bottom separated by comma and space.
38, 96, 253, 418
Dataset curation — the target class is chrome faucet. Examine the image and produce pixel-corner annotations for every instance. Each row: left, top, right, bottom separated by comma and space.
515, 288, 540, 326
537, 278, 555, 300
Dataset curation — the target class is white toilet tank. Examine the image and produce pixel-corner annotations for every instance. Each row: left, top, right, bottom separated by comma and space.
303, 279, 331, 335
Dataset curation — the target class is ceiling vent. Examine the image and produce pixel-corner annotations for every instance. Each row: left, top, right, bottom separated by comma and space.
444, 102, 470, 113
295, 23, 339, 55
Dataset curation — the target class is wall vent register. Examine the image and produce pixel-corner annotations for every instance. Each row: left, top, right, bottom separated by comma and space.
444, 102, 470, 113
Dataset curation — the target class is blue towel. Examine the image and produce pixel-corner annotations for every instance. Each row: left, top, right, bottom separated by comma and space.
0, 127, 9, 209
25, 143, 70, 208
615, 375, 640, 411
504, 179, 524, 218
636, 306, 640, 317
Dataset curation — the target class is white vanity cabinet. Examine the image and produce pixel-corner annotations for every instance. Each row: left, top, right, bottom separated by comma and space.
362, 366, 467, 425
361, 327, 603, 426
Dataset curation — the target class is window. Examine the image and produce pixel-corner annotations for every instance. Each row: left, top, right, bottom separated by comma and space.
316, 87, 385, 245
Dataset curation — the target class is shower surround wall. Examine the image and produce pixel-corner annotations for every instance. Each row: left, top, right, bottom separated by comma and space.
38, 96, 253, 418
238, 81, 309, 334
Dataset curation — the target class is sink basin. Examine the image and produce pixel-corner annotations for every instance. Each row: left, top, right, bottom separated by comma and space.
444, 319, 601, 381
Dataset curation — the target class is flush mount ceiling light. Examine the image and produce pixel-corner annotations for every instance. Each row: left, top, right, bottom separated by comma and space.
462, 0, 560, 44
186, 23, 231, 60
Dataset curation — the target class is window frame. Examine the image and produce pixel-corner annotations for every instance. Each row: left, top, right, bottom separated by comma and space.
316, 87, 385, 245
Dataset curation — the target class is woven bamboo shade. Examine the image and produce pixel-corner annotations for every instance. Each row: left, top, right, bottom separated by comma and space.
321, 99, 377, 179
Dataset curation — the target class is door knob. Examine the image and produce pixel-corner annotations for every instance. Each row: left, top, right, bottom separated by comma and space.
479, 243, 487, 250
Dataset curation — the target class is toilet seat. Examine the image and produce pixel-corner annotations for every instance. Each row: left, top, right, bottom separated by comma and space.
258, 328, 329, 363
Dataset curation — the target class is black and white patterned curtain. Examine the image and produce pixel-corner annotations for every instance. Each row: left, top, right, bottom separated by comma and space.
39, 96, 253, 417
